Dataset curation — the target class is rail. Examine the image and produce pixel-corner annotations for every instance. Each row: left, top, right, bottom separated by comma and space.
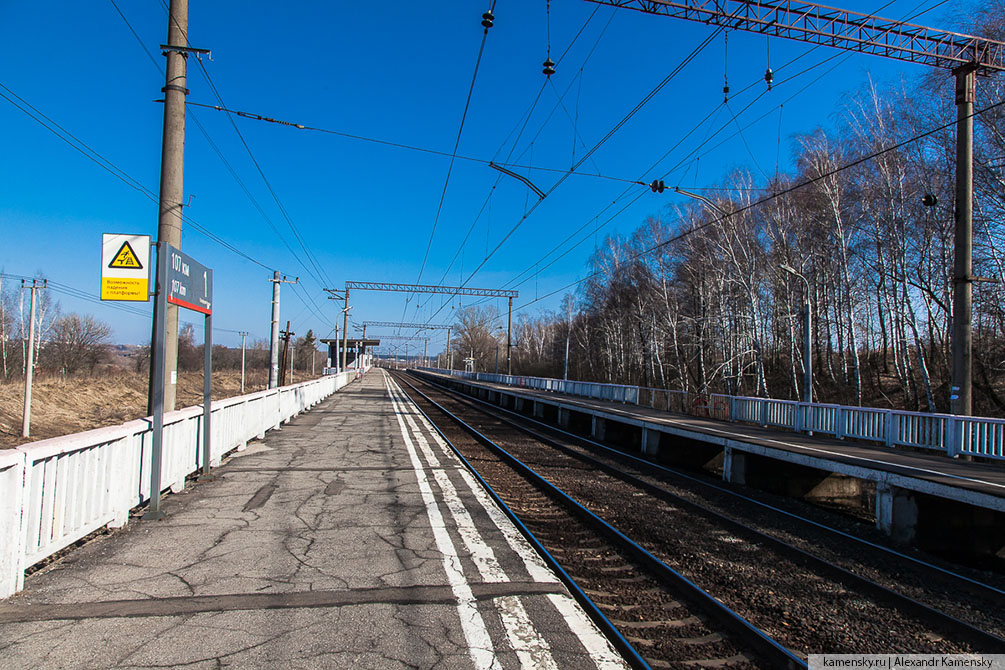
418, 368, 1005, 463
1, 368, 368, 598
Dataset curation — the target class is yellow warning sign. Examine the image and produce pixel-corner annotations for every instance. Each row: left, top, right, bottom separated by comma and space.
101, 233, 151, 302
109, 241, 143, 269
101, 277, 148, 301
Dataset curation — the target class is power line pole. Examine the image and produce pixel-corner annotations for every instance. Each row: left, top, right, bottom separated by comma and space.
506, 296, 513, 375
238, 331, 249, 393
564, 296, 573, 380
342, 289, 350, 372
951, 65, 977, 416
268, 273, 297, 388
151, 0, 190, 413
21, 279, 45, 438
324, 288, 344, 374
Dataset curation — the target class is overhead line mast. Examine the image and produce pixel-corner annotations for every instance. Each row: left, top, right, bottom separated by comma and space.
584, 0, 1005, 418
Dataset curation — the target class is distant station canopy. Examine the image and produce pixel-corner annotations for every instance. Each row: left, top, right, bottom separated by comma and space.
321, 338, 380, 369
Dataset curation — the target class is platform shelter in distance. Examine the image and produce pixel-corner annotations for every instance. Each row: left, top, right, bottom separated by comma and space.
321, 338, 379, 373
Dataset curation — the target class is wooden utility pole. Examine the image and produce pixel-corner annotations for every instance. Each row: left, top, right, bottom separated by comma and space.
278, 321, 294, 386
21, 279, 46, 438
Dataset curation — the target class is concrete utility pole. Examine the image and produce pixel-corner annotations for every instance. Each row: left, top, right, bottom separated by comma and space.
951, 65, 977, 416
152, 0, 190, 412
21, 279, 45, 438
324, 288, 344, 373
506, 296, 513, 375
447, 327, 452, 370
342, 289, 350, 372
239, 331, 249, 393
268, 273, 297, 389
564, 297, 573, 381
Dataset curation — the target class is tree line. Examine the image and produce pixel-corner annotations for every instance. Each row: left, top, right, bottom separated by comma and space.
448, 5, 1005, 416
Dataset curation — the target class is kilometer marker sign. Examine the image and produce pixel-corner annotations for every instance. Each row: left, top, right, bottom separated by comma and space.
166, 244, 213, 315
101, 234, 151, 301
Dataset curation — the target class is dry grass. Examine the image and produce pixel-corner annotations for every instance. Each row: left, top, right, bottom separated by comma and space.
0, 368, 320, 449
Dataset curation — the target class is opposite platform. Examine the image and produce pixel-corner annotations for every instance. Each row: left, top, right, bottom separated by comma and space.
0, 369, 626, 670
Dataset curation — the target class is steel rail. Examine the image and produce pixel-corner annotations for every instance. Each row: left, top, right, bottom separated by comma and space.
392, 371, 808, 669
410, 370, 1005, 651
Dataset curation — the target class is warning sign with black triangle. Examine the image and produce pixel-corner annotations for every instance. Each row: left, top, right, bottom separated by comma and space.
108, 241, 143, 269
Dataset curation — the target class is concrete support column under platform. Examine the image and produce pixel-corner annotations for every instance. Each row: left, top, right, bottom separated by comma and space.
514, 397, 525, 412
876, 483, 918, 544
591, 416, 606, 441
533, 401, 544, 418
558, 407, 570, 428
723, 447, 747, 485
640, 427, 660, 456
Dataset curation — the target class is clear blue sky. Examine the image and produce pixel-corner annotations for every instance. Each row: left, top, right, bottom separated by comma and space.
0, 0, 970, 353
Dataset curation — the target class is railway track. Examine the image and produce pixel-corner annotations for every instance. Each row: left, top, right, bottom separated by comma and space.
389, 370, 1005, 668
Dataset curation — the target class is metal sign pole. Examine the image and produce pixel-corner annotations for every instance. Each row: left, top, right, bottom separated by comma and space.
200, 273, 213, 479
144, 241, 168, 521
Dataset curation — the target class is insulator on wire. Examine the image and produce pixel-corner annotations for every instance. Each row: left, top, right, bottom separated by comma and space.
764, 68, 774, 90
481, 10, 494, 29
649, 179, 666, 194
723, 31, 730, 103
542, 58, 555, 77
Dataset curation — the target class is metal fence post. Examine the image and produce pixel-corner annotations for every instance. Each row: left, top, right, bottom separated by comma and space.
946, 417, 960, 458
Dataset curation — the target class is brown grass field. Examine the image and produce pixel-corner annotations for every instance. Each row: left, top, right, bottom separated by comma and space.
0, 368, 320, 449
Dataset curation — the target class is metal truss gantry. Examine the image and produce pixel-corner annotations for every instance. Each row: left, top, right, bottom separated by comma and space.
343, 282, 518, 374
585, 0, 1004, 71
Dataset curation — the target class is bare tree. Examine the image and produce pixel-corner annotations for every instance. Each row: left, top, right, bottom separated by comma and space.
46, 313, 111, 374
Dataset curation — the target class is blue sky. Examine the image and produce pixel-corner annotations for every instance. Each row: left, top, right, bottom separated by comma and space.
0, 0, 970, 353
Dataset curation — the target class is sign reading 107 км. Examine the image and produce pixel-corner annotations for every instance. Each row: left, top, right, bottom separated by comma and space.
166, 243, 213, 315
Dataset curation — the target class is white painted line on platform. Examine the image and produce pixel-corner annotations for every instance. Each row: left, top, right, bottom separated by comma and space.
410, 402, 559, 584
389, 372, 628, 669
383, 372, 501, 670
387, 376, 560, 670
546, 593, 629, 670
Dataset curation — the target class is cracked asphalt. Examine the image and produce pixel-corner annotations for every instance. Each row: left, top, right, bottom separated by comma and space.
0, 370, 628, 669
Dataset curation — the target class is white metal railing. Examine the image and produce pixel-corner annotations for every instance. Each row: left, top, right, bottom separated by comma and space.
419, 367, 1005, 463
424, 369, 640, 405
1, 368, 369, 598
